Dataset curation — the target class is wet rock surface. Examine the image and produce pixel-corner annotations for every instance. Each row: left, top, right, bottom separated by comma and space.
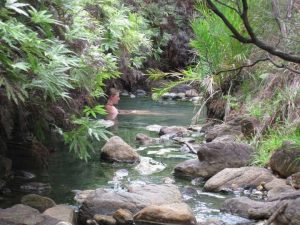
0, 204, 60, 225
76, 183, 182, 222
101, 136, 140, 163
43, 205, 76, 224
203, 167, 275, 192
21, 194, 56, 212
133, 203, 197, 225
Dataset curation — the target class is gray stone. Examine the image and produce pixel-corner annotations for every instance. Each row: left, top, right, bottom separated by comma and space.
205, 123, 242, 142
287, 172, 300, 189
0, 204, 60, 225
272, 198, 300, 225
159, 126, 188, 136
221, 197, 279, 219
174, 159, 207, 179
212, 135, 236, 142
203, 167, 275, 192
135, 133, 159, 145
269, 141, 300, 178
43, 205, 75, 224
193, 142, 254, 179
76, 183, 182, 222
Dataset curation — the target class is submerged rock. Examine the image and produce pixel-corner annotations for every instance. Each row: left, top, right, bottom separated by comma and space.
101, 136, 140, 163
134, 203, 197, 225
21, 194, 56, 212
145, 124, 162, 133
20, 182, 52, 194
174, 159, 206, 179
135, 133, 159, 145
159, 126, 188, 136
14, 170, 36, 180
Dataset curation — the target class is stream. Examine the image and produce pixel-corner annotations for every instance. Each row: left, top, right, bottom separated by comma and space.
4, 97, 253, 224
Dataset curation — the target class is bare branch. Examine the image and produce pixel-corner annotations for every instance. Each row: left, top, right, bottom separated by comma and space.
206, 0, 252, 43
215, 0, 240, 14
215, 58, 269, 75
206, 0, 300, 64
213, 55, 300, 76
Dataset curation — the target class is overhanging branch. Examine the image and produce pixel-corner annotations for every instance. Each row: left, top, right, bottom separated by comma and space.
206, 0, 300, 64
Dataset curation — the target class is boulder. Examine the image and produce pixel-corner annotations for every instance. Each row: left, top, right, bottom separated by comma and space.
269, 141, 300, 178
221, 197, 279, 219
159, 126, 188, 136
113, 208, 133, 225
194, 142, 254, 179
101, 136, 140, 163
265, 178, 295, 200
174, 159, 206, 179
287, 172, 300, 189
212, 135, 236, 142
43, 205, 76, 224
203, 167, 275, 192
76, 183, 182, 223
0, 204, 60, 225
133, 203, 197, 225
21, 194, 56, 212
205, 123, 242, 142
240, 117, 258, 138
135, 133, 159, 145
272, 198, 300, 225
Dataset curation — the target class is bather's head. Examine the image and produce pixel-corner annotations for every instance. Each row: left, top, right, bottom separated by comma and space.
107, 88, 120, 105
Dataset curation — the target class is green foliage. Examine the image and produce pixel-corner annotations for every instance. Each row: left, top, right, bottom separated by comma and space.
191, 2, 251, 77
83, 105, 107, 118
62, 117, 112, 161
0, 0, 160, 160
252, 127, 300, 166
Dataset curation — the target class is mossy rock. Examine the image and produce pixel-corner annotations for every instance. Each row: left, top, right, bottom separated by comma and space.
21, 194, 56, 212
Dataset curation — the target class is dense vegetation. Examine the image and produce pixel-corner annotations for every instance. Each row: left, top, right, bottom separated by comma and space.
0, 0, 196, 160
1, 0, 300, 164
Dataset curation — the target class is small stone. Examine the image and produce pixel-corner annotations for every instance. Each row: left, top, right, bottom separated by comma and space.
113, 208, 133, 225
20, 182, 52, 194
94, 214, 116, 225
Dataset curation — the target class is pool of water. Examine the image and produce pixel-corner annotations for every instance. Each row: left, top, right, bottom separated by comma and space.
2, 97, 253, 224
